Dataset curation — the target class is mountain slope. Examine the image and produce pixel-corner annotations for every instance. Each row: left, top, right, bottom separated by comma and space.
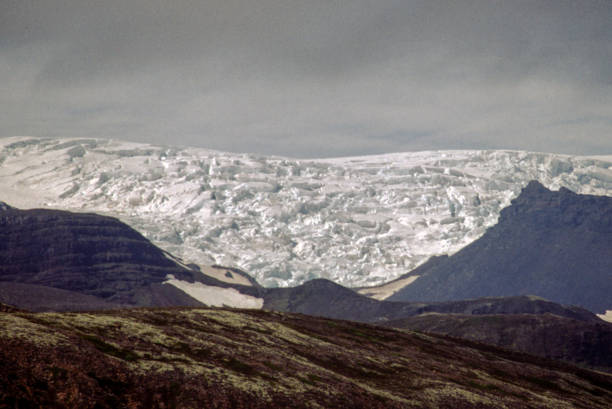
0, 203, 262, 309
387, 181, 612, 313
2, 136, 612, 287
263, 278, 420, 322
2, 306, 612, 408
263, 279, 598, 323
384, 313, 612, 373
0, 282, 127, 311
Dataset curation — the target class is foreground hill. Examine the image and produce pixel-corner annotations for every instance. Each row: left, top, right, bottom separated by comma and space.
0, 203, 263, 310
2, 136, 612, 288
386, 181, 612, 314
2, 307, 612, 408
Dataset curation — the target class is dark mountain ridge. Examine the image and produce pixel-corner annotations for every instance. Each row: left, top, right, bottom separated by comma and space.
264, 278, 417, 322
0, 204, 261, 309
387, 181, 612, 313
263, 278, 599, 323
410, 294, 598, 321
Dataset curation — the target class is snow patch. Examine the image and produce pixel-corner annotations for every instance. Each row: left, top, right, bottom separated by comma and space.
164, 275, 263, 309
597, 310, 612, 323
358, 276, 420, 300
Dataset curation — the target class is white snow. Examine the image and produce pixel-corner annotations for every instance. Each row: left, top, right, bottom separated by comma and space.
1, 136, 611, 288
164, 275, 263, 309
357, 276, 420, 300
597, 310, 612, 323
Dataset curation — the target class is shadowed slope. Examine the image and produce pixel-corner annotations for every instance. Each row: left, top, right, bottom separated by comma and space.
0, 204, 260, 308
384, 313, 612, 373
0, 282, 126, 311
263, 279, 598, 323
263, 278, 420, 322
388, 181, 612, 313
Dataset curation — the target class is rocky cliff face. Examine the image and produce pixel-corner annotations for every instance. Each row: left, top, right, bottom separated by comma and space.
388, 181, 612, 313
0, 205, 202, 307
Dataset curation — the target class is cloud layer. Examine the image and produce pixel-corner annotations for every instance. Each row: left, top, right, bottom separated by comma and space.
2, 0, 611, 157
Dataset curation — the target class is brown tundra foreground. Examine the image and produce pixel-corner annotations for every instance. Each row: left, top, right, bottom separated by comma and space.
1, 305, 612, 409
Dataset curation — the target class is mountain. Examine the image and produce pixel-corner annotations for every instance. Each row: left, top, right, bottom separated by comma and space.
2, 136, 612, 288
263, 278, 419, 322
386, 181, 612, 314
385, 313, 612, 373
263, 279, 597, 323
3, 306, 612, 408
0, 203, 263, 310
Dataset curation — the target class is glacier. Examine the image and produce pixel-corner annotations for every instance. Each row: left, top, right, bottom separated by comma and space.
1, 136, 611, 288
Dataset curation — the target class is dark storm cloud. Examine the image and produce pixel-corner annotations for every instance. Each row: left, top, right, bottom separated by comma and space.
1, 0, 611, 157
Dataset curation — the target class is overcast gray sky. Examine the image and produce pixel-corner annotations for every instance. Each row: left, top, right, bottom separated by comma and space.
1, 0, 611, 157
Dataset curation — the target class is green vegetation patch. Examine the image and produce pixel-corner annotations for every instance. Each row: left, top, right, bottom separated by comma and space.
0, 314, 67, 346
80, 334, 139, 362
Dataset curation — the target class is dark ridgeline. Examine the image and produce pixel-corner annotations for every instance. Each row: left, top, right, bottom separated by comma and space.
0, 203, 216, 309
263, 279, 597, 323
265, 278, 612, 372
387, 181, 612, 313
264, 278, 418, 322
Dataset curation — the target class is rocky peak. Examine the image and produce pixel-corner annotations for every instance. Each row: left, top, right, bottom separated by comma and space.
500, 180, 612, 230
521, 180, 550, 196
389, 180, 612, 313
508, 180, 555, 208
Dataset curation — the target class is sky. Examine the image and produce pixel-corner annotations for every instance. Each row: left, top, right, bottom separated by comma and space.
1, 0, 611, 158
